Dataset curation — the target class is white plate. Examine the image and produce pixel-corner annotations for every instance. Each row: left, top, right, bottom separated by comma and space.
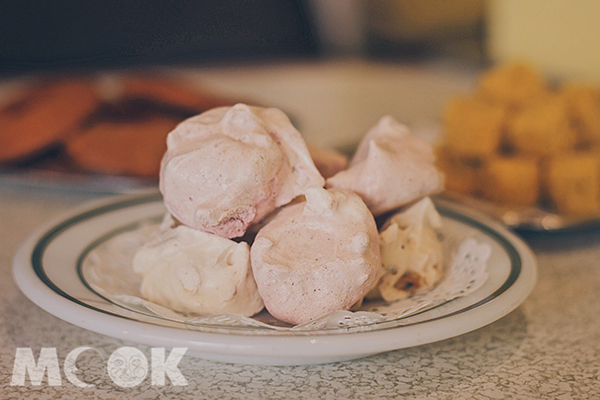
13, 191, 537, 365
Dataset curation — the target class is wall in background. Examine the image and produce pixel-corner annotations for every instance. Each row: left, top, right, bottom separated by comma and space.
487, 0, 600, 84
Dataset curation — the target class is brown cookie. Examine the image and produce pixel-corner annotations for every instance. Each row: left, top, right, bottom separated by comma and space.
0, 79, 98, 163
122, 75, 231, 112
65, 117, 178, 178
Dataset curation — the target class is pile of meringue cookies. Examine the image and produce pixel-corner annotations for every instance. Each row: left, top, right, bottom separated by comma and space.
133, 104, 445, 325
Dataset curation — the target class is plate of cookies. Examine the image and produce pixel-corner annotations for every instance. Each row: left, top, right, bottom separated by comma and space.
436, 63, 600, 231
0, 73, 236, 192
13, 104, 537, 365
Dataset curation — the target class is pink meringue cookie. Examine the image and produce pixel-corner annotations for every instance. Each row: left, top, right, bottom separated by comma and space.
160, 104, 324, 238
250, 186, 381, 325
326, 116, 444, 216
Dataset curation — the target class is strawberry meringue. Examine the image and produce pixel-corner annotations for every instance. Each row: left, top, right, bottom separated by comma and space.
368, 197, 444, 302
133, 218, 264, 317
160, 104, 324, 238
326, 116, 444, 216
250, 186, 381, 325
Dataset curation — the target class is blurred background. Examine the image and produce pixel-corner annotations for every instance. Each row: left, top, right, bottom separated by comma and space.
3, 0, 599, 80
1, 0, 600, 228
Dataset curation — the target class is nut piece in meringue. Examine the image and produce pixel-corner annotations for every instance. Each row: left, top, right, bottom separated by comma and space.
250, 187, 381, 325
133, 220, 264, 317
160, 104, 324, 238
369, 197, 444, 302
327, 116, 444, 216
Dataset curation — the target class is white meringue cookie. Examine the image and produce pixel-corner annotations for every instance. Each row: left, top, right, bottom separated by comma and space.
251, 187, 381, 325
133, 222, 264, 317
160, 104, 324, 238
327, 116, 444, 216
370, 197, 444, 302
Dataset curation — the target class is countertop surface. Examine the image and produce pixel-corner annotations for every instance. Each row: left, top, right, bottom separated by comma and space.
1, 61, 599, 399
2, 184, 600, 400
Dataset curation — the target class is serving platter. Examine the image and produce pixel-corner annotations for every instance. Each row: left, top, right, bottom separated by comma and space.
441, 191, 600, 232
13, 190, 536, 365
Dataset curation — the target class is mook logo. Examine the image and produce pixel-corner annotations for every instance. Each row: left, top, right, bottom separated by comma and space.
10, 347, 188, 388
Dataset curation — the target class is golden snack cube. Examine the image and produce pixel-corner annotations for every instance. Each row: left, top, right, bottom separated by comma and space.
506, 95, 576, 156
546, 153, 600, 216
443, 96, 506, 157
435, 146, 481, 195
481, 155, 539, 206
561, 84, 600, 145
478, 63, 547, 109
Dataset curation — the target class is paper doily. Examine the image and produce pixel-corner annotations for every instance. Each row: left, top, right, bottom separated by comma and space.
81, 221, 490, 333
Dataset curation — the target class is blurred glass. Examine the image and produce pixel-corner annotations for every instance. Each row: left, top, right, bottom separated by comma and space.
308, 0, 366, 55
365, 0, 486, 61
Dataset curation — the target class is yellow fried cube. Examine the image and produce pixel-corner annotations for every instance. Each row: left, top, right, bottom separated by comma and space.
561, 84, 600, 145
481, 155, 539, 206
435, 146, 481, 195
506, 95, 576, 156
443, 96, 506, 157
546, 152, 600, 216
478, 63, 547, 109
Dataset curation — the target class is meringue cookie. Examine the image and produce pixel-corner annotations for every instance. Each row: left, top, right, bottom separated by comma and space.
133, 223, 264, 317
369, 197, 444, 302
327, 116, 444, 216
251, 186, 381, 325
160, 104, 324, 238
306, 142, 348, 179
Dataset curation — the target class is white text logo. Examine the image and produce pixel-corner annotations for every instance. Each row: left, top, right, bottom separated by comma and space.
10, 347, 188, 388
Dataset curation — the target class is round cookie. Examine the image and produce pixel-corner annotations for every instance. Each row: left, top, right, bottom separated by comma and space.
327, 116, 444, 216
133, 220, 264, 317
66, 117, 178, 177
251, 187, 381, 325
160, 104, 324, 238
0, 78, 98, 162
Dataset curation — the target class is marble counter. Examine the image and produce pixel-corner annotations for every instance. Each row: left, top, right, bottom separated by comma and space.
1, 183, 599, 400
